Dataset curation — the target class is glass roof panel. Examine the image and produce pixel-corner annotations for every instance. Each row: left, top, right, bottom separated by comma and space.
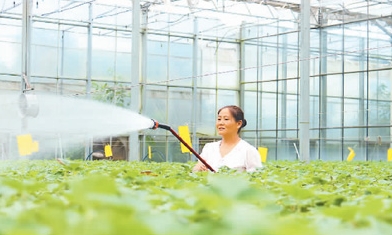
0, 0, 391, 41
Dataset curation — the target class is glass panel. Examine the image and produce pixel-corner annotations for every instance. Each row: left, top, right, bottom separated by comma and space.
286, 94, 298, 130
63, 30, 87, 78
344, 98, 362, 127
168, 87, 192, 127
197, 89, 216, 136
217, 90, 238, 111
367, 128, 390, 162
261, 91, 276, 130
144, 85, 168, 136
261, 36, 278, 86
276, 129, 300, 160
310, 84, 319, 130
325, 26, 343, 74
146, 54, 168, 83
168, 140, 191, 163
32, 26, 59, 47
326, 97, 342, 128
143, 135, 168, 162
242, 89, 258, 130
168, 37, 193, 86
256, 130, 277, 160
31, 45, 59, 77
344, 128, 366, 161
0, 41, 21, 74
368, 19, 392, 70
216, 42, 239, 89
243, 43, 259, 86
309, 30, 319, 77
115, 52, 132, 82
146, 37, 168, 84
368, 70, 391, 127
344, 22, 367, 73
199, 43, 217, 88
368, 70, 391, 100
321, 139, 342, 161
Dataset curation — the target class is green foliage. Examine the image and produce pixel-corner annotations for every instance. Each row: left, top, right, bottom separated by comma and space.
0, 160, 391, 235
92, 82, 130, 107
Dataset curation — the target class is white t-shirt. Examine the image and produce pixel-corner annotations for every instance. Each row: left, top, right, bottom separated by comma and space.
200, 139, 262, 172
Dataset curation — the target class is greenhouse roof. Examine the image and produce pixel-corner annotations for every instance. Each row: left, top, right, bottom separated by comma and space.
0, 0, 391, 41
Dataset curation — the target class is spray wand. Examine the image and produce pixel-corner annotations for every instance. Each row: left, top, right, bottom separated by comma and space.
150, 119, 215, 172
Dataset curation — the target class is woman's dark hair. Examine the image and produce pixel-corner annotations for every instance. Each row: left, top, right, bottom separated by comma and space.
218, 105, 247, 133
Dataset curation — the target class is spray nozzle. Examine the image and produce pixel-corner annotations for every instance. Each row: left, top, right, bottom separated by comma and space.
150, 119, 159, 129
150, 119, 171, 130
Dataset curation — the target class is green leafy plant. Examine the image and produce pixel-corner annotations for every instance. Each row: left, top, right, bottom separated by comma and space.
0, 160, 391, 235
92, 82, 130, 107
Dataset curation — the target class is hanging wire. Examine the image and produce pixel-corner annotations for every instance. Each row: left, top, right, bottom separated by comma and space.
0, 1, 22, 14
40, 0, 94, 17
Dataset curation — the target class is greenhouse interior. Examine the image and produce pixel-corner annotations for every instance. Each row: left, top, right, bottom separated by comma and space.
0, 0, 391, 162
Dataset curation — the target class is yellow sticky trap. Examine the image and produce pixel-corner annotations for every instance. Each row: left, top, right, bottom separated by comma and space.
104, 144, 113, 158
32, 141, 39, 153
178, 125, 192, 153
16, 134, 39, 156
258, 147, 268, 163
148, 146, 152, 159
387, 148, 392, 162
347, 147, 356, 162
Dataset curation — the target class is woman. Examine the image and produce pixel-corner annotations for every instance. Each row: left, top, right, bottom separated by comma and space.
193, 105, 262, 172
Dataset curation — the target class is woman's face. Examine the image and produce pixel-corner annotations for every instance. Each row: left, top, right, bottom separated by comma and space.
216, 108, 242, 137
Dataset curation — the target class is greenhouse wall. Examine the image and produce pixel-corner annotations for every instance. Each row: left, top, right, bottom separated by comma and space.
0, 1, 391, 162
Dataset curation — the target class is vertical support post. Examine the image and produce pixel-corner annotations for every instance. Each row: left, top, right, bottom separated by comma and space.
21, 0, 32, 91
86, 3, 93, 97
191, 16, 199, 160
85, 2, 93, 160
239, 22, 245, 121
257, 24, 262, 150
60, 30, 65, 95
299, 0, 310, 162
140, 10, 148, 161
319, 30, 327, 160
281, 34, 288, 143
129, 0, 141, 161
358, 38, 366, 159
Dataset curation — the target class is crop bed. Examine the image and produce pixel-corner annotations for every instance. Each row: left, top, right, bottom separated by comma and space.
0, 160, 391, 235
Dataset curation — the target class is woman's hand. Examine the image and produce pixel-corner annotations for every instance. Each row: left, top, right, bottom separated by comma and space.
192, 161, 209, 172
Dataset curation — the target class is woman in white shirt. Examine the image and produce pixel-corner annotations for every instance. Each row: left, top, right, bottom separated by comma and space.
193, 105, 262, 172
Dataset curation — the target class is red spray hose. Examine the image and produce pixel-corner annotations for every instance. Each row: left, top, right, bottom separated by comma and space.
150, 119, 216, 172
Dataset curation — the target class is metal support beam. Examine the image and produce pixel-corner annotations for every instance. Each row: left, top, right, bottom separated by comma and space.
129, 0, 141, 161
319, 30, 327, 160
86, 3, 93, 97
239, 21, 246, 115
140, 10, 148, 161
85, 2, 94, 160
21, 0, 32, 91
299, 0, 310, 162
191, 16, 199, 159
281, 34, 287, 139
